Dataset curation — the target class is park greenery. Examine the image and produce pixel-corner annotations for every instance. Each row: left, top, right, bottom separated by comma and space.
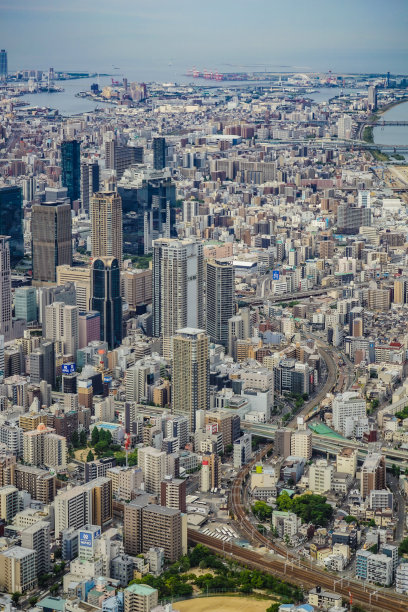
276, 492, 334, 527
124, 253, 152, 269
395, 405, 408, 420
129, 544, 303, 604
71, 429, 87, 449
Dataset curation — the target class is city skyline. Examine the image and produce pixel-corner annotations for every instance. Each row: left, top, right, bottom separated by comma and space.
1, 0, 407, 74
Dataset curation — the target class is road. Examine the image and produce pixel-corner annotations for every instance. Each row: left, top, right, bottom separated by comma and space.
198, 444, 408, 612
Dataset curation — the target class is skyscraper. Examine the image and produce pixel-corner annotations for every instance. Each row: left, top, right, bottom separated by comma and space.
32, 202, 72, 283
0, 50, 7, 80
0, 237, 12, 342
45, 302, 79, 357
61, 139, 81, 202
368, 85, 378, 111
91, 257, 122, 349
153, 137, 166, 170
90, 192, 123, 267
206, 260, 235, 347
172, 328, 209, 432
152, 238, 203, 359
0, 186, 23, 266
118, 166, 176, 255
80, 160, 100, 211
14, 287, 37, 323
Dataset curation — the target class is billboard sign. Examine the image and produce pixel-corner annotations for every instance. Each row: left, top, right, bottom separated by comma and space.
272, 270, 280, 280
79, 532, 93, 547
62, 363, 76, 375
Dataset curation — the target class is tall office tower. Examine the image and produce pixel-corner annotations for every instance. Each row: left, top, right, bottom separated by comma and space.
37, 283, 76, 328
21, 521, 51, 575
0, 186, 23, 265
91, 257, 122, 349
0, 237, 12, 342
0, 50, 7, 80
153, 137, 166, 170
118, 166, 176, 256
368, 85, 378, 111
80, 160, 100, 211
104, 133, 144, 179
32, 202, 72, 283
137, 447, 166, 497
142, 504, 183, 562
0, 335, 4, 384
124, 583, 158, 612
78, 311, 100, 349
172, 328, 209, 432
361, 453, 386, 499
14, 287, 37, 323
206, 260, 234, 347
160, 476, 186, 512
45, 302, 79, 356
152, 238, 204, 359
29, 340, 55, 386
61, 139, 81, 202
0, 485, 18, 521
90, 192, 123, 268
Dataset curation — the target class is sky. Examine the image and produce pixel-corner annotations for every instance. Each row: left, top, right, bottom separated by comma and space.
1, 0, 407, 78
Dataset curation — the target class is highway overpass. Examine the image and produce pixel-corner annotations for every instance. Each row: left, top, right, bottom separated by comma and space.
242, 422, 408, 470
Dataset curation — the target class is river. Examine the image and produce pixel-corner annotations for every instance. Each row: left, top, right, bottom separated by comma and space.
373, 101, 408, 146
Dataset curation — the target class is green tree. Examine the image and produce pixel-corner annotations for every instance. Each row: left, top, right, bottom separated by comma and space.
11, 593, 21, 605
79, 430, 87, 446
399, 536, 408, 556
91, 427, 100, 446
276, 491, 293, 512
71, 430, 79, 448
252, 500, 273, 521
29, 596, 38, 606
87, 450, 94, 462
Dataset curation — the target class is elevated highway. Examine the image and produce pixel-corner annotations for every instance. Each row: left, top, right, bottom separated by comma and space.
242, 422, 408, 470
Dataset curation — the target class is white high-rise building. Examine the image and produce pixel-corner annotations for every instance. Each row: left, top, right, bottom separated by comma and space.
0, 335, 4, 383
152, 238, 204, 359
0, 237, 12, 341
45, 301, 79, 357
125, 357, 161, 403
332, 392, 367, 436
309, 459, 333, 493
137, 446, 167, 497
337, 115, 352, 139
44, 433, 67, 470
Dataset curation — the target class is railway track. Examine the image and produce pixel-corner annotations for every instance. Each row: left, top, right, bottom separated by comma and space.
212, 444, 408, 612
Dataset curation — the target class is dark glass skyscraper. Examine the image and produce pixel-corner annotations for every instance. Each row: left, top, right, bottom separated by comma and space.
91, 257, 122, 349
118, 166, 176, 255
61, 139, 81, 203
0, 50, 7, 80
0, 186, 23, 266
153, 137, 166, 170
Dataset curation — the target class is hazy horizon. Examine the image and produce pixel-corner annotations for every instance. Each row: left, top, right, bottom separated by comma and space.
1, 0, 407, 76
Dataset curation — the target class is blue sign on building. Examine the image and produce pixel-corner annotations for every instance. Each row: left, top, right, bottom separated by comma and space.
272, 270, 280, 280
62, 363, 76, 375
79, 532, 93, 547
